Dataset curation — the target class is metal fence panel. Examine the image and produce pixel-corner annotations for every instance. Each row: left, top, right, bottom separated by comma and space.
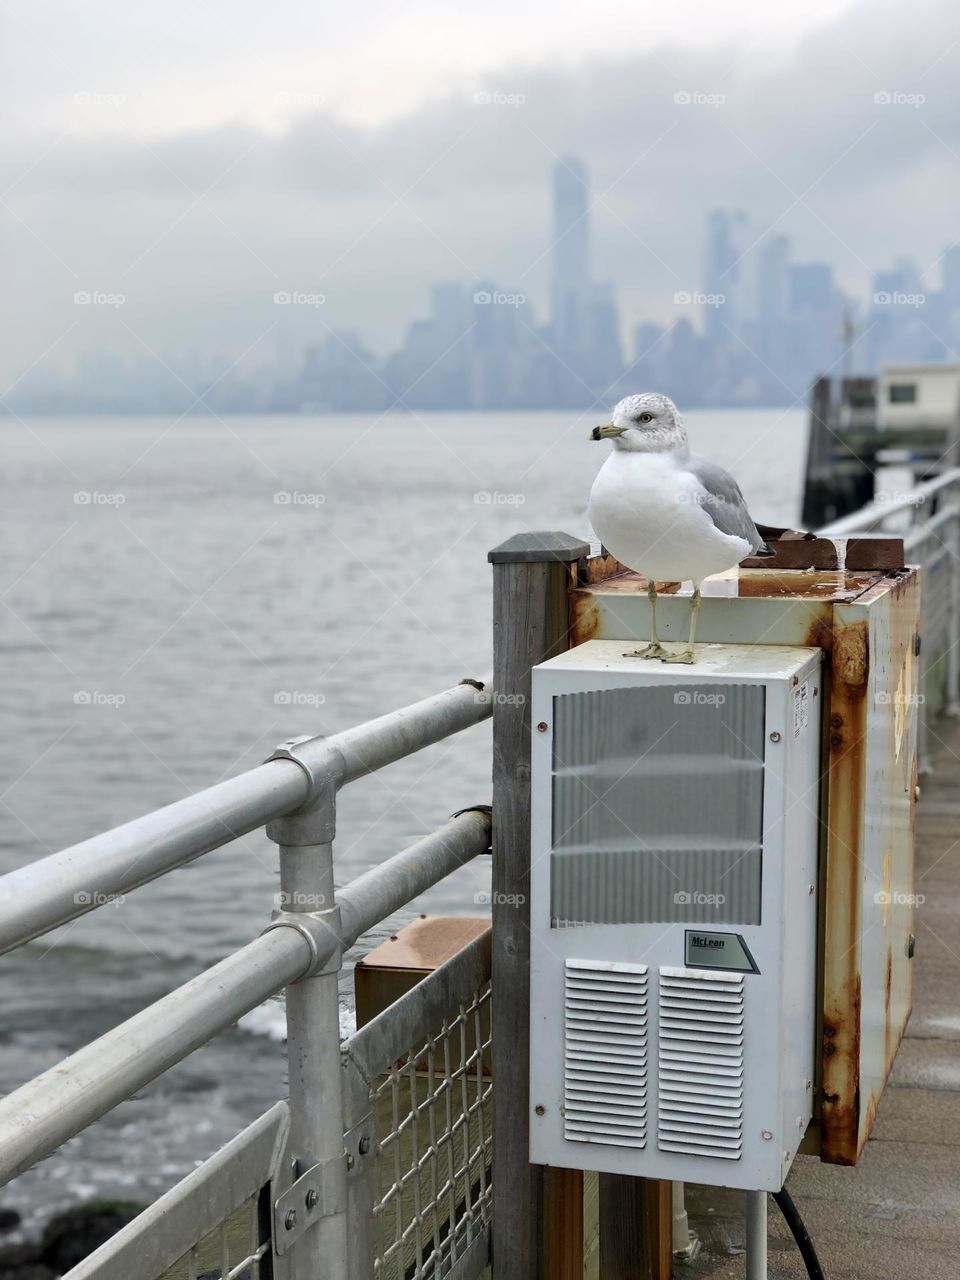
62, 1104, 289, 1280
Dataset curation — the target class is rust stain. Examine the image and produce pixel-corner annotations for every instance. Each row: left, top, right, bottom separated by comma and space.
832, 619, 869, 689
570, 591, 602, 645
820, 606, 869, 1165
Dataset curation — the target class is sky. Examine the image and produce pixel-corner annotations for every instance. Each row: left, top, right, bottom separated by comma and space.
2, 0, 959, 385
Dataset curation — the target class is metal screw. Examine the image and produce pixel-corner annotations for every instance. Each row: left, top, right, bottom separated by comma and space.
284, 1208, 297, 1231
769, 731, 781, 743
805, 1079, 812, 1091
359, 1135, 371, 1156
305, 1188, 319, 1211
808, 884, 815, 894
535, 1104, 546, 1116
761, 1130, 773, 1141
537, 721, 548, 733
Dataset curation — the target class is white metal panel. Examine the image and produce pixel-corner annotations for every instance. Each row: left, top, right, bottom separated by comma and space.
529, 641, 822, 1192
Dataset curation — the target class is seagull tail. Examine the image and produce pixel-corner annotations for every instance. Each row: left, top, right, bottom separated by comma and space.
755, 540, 775, 557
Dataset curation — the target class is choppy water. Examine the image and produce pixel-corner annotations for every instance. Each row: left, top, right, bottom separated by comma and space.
0, 407, 806, 1230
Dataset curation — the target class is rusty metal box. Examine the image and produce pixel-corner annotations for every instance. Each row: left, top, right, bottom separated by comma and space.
565, 557, 920, 1165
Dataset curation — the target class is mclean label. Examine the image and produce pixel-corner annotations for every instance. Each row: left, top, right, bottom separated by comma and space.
684, 929, 759, 973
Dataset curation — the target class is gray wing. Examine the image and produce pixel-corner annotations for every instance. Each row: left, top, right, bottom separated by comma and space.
686, 455, 767, 553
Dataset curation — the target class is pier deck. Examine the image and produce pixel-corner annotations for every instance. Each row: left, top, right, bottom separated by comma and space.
681, 711, 960, 1279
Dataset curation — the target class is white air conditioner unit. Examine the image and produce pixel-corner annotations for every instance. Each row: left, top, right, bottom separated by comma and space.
529, 639, 823, 1192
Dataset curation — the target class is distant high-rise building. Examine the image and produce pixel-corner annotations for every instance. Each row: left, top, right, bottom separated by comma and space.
790, 263, 834, 313
702, 209, 747, 341
755, 236, 791, 325
550, 158, 591, 350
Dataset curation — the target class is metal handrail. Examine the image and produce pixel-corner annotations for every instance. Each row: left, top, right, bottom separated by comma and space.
819, 466, 960, 535
0, 809, 492, 1186
0, 677, 492, 954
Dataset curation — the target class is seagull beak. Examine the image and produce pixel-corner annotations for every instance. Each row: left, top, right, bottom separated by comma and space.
591, 422, 624, 440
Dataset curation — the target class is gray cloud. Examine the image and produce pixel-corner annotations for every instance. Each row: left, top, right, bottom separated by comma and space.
3, 0, 959, 386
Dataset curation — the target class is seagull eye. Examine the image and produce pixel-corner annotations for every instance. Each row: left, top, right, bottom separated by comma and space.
637, 413, 654, 424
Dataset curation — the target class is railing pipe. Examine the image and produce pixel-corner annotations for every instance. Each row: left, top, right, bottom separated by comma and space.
0, 809, 491, 1187
819, 467, 960, 535
0, 679, 490, 955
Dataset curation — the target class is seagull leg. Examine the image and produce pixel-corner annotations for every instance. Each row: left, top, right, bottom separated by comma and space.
625, 580, 669, 660
661, 586, 700, 664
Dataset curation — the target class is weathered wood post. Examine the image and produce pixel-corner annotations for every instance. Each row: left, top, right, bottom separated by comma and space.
488, 531, 589, 1279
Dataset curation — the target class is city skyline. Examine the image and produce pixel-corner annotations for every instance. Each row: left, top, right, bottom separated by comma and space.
9, 155, 960, 415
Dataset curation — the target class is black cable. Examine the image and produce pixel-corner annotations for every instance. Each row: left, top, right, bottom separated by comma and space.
773, 1187, 826, 1280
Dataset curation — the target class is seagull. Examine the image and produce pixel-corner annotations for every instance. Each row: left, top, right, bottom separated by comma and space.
588, 392, 772, 663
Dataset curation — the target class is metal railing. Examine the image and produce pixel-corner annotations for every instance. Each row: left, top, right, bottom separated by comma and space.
0, 677, 496, 1280
820, 467, 960, 769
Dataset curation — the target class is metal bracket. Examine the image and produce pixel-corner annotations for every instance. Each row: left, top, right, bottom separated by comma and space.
261, 906, 343, 978
264, 735, 345, 845
273, 1153, 347, 1255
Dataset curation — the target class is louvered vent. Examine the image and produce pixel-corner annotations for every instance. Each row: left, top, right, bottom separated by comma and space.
563, 959, 648, 1148
657, 967, 745, 1160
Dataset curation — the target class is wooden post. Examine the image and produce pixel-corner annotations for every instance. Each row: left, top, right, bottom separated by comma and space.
488, 531, 589, 1280
598, 1175, 672, 1280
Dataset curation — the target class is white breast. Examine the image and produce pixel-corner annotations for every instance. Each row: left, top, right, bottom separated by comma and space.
587, 450, 751, 584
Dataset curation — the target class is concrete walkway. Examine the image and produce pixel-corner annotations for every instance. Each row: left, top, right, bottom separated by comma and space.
680, 713, 960, 1279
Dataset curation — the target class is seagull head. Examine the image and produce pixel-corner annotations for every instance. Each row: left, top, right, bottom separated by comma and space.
591, 392, 688, 454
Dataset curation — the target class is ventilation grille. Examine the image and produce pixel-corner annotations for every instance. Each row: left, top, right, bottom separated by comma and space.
563, 959, 648, 1148
657, 967, 744, 1160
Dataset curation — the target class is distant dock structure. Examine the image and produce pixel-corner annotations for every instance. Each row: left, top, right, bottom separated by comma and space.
803, 362, 960, 526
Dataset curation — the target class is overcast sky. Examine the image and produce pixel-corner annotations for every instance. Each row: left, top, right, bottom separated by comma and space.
2, 0, 959, 384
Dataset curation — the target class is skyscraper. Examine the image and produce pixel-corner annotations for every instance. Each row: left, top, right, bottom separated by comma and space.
550, 158, 591, 350
702, 209, 746, 341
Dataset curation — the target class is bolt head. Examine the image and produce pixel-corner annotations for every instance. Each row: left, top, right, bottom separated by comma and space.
537, 721, 548, 733
359, 1134, 371, 1155
535, 1104, 546, 1116
761, 1129, 773, 1141
769, 731, 782, 743
284, 1208, 297, 1230
305, 1188, 319, 1211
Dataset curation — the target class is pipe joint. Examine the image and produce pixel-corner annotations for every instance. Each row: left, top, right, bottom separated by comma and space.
264, 735, 345, 845
261, 906, 343, 979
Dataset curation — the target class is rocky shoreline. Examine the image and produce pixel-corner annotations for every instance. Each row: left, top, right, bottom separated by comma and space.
0, 1201, 144, 1279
